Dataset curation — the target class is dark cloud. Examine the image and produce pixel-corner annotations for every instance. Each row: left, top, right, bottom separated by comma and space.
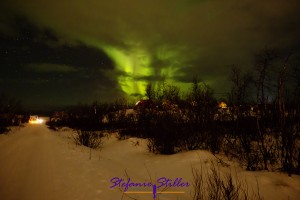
25, 63, 78, 73
0, 16, 123, 108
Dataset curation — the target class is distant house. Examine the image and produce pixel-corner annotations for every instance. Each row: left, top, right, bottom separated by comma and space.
50, 111, 69, 122
134, 99, 156, 110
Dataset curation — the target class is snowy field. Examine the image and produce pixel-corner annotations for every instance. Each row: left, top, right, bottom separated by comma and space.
0, 123, 300, 200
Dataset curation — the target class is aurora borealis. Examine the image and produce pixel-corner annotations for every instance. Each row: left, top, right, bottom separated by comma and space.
1, 0, 300, 109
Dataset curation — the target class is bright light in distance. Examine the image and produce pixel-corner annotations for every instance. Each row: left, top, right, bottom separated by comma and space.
29, 116, 44, 124
218, 102, 227, 109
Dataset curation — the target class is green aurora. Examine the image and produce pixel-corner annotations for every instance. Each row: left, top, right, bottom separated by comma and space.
101, 44, 191, 98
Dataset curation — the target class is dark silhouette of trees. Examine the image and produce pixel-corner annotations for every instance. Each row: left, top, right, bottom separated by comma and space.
229, 65, 252, 106
145, 83, 155, 101
254, 48, 277, 106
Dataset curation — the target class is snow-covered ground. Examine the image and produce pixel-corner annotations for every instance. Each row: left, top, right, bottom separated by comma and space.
0, 123, 299, 200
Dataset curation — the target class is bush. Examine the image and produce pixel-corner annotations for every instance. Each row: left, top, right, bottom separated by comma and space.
192, 163, 263, 200
74, 130, 104, 149
0, 126, 10, 134
142, 110, 187, 154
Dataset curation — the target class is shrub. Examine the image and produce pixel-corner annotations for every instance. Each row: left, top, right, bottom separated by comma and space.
0, 126, 10, 134
74, 130, 104, 149
192, 163, 263, 200
144, 110, 185, 154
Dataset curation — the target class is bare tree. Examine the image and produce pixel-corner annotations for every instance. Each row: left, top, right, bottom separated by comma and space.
188, 77, 215, 123
145, 83, 155, 100
254, 48, 277, 106
253, 48, 277, 170
162, 84, 181, 103
292, 65, 300, 115
277, 53, 299, 175
229, 66, 251, 105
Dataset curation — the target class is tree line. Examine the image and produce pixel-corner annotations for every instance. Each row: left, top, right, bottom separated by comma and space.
47, 48, 300, 175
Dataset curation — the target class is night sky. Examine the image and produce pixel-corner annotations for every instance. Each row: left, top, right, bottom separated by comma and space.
1, 0, 300, 110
